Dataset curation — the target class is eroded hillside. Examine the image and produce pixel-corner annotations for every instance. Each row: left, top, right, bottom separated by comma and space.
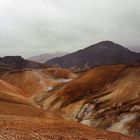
0, 63, 139, 140
34, 63, 140, 138
0, 68, 77, 97
0, 81, 134, 140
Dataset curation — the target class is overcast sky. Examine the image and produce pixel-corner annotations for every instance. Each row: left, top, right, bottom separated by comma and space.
0, 0, 140, 58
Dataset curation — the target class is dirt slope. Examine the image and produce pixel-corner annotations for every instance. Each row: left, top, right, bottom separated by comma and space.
0, 79, 28, 97
0, 117, 136, 140
0, 68, 77, 97
0, 62, 139, 139
0, 76, 135, 140
35, 63, 140, 137
0, 82, 48, 117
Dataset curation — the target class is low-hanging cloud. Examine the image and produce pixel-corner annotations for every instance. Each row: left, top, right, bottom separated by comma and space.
0, 0, 140, 58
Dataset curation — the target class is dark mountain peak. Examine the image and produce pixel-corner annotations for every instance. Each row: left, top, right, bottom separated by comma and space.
2, 56, 25, 62
2, 55, 24, 59
96, 40, 116, 46
46, 41, 140, 68
0, 55, 47, 69
82, 41, 132, 56
91, 40, 129, 51
1, 56, 25, 67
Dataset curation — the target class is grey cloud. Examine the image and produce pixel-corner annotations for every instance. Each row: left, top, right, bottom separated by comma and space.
0, 0, 140, 58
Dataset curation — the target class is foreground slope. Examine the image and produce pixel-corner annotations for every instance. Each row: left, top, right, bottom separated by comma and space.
0, 79, 28, 97
46, 41, 140, 68
0, 77, 135, 140
35, 62, 140, 137
0, 117, 136, 140
0, 58, 139, 139
0, 82, 47, 117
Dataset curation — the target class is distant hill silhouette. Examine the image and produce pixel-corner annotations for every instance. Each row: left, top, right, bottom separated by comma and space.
28, 52, 67, 63
45, 41, 140, 68
0, 56, 47, 69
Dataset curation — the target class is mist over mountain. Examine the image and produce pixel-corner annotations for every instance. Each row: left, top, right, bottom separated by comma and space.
0, 0, 140, 57
28, 52, 67, 63
46, 41, 140, 68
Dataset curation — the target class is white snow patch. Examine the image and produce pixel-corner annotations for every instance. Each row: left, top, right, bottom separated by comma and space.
47, 86, 53, 91
56, 78, 72, 83
107, 114, 136, 135
130, 105, 140, 111
81, 120, 92, 126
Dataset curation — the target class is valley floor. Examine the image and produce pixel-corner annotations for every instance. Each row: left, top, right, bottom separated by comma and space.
0, 116, 136, 140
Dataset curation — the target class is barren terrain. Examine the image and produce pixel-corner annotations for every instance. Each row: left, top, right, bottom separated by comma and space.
0, 62, 139, 140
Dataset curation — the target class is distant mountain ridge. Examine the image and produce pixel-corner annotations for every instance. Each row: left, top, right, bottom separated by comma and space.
0, 56, 47, 69
28, 52, 67, 63
45, 41, 140, 68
